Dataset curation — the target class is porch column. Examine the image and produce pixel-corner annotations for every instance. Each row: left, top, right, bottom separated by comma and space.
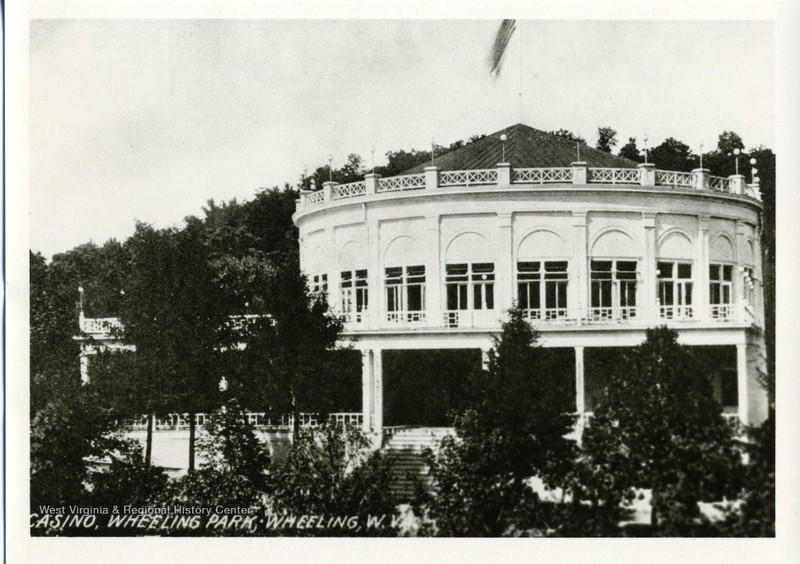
80, 353, 90, 385
481, 346, 492, 371
575, 346, 585, 435
736, 341, 769, 426
373, 349, 384, 438
361, 349, 373, 433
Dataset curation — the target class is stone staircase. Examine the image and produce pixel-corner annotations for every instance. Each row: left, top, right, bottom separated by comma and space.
382, 427, 453, 501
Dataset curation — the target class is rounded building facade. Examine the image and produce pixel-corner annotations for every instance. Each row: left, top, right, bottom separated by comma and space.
293, 124, 768, 436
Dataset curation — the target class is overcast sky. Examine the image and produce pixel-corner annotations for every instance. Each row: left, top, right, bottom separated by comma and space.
29, 19, 775, 259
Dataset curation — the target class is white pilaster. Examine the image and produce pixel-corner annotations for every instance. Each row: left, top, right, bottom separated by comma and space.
496, 213, 514, 313
367, 219, 381, 329
325, 226, 338, 305
425, 216, 442, 328
696, 215, 710, 321
642, 212, 657, 324
572, 213, 588, 318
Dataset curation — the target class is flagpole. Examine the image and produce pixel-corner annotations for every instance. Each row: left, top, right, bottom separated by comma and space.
518, 21, 523, 123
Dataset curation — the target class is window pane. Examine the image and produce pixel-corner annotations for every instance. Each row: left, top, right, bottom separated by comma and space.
660, 282, 674, 305
446, 264, 468, 280
723, 265, 733, 281
517, 283, 530, 309
407, 265, 425, 282
592, 260, 612, 272
658, 262, 673, 279
678, 263, 692, 279
407, 285, 423, 311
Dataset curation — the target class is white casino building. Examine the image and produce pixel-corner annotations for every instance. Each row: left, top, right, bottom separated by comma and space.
293, 123, 769, 437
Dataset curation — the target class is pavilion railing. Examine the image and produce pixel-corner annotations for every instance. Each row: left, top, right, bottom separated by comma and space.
298, 164, 760, 211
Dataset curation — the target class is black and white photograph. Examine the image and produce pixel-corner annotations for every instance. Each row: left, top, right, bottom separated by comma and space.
7, 2, 800, 562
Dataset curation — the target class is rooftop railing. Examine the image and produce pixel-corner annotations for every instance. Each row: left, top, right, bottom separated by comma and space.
297, 162, 760, 212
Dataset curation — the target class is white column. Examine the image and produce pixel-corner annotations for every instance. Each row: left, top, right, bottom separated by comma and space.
696, 215, 710, 321
572, 213, 588, 319
481, 346, 492, 371
736, 340, 769, 426
361, 349, 373, 433
642, 212, 657, 323
80, 353, 90, 385
496, 213, 514, 313
373, 349, 384, 439
425, 216, 442, 328
575, 346, 585, 434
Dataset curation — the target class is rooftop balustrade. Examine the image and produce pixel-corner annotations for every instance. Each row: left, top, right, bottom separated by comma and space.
296, 162, 760, 212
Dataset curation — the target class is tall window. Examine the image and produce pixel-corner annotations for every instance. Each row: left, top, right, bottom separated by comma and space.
446, 263, 495, 311
311, 273, 328, 296
710, 264, 733, 319
341, 269, 368, 323
590, 260, 637, 319
385, 265, 426, 322
517, 261, 568, 320
657, 262, 693, 319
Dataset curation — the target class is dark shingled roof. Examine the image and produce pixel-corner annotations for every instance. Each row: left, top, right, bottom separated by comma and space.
398, 123, 638, 175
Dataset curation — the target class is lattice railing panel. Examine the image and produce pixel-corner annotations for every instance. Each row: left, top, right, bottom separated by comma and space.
440, 169, 498, 187
512, 167, 572, 184
305, 191, 325, 206
377, 174, 425, 192
332, 181, 366, 199
708, 176, 733, 193
655, 170, 695, 188
588, 167, 641, 184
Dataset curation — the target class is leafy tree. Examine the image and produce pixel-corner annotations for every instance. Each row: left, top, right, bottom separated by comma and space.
118, 222, 228, 470
596, 126, 618, 153
270, 423, 397, 536
83, 439, 170, 534
549, 129, 586, 144
30, 374, 118, 510
228, 251, 354, 436
580, 327, 741, 535
649, 137, 697, 172
421, 308, 576, 536
720, 412, 774, 536
716, 131, 745, 155
618, 137, 643, 163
